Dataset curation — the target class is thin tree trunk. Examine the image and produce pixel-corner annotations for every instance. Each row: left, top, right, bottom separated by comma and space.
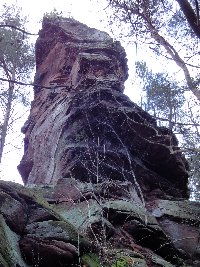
0, 71, 15, 163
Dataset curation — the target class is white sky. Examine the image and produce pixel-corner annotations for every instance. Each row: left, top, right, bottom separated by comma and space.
0, 0, 161, 184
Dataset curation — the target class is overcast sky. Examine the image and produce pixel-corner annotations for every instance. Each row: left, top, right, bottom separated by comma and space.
0, 0, 141, 184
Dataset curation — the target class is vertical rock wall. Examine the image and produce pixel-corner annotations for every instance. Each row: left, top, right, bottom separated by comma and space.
18, 17, 188, 200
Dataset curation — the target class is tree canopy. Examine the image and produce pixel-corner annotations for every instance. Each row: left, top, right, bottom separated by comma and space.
106, 0, 200, 101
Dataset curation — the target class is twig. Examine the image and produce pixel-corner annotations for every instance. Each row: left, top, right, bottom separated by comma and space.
0, 24, 38, 35
153, 116, 200, 127
0, 77, 57, 89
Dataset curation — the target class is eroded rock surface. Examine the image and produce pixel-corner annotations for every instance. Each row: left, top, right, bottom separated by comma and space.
0, 17, 199, 267
18, 17, 188, 198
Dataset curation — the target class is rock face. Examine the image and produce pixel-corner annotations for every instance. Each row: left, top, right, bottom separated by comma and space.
0, 17, 200, 267
18, 17, 188, 197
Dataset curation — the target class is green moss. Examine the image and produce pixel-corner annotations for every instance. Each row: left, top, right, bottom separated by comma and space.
43, 9, 63, 20
0, 181, 90, 266
82, 253, 108, 267
0, 254, 9, 267
0, 215, 13, 266
0, 215, 29, 267
111, 256, 147, 267
81, 250, 147, 267
22, 191, 91, 249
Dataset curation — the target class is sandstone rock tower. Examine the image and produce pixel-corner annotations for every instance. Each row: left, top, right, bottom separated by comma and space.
0, 17, 199, 267
18, 17, 188, 198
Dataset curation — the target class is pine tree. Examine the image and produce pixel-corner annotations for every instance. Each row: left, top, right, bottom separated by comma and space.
0, 4, 35, 163
136, 60, 200, 200
106, 0, 200, 101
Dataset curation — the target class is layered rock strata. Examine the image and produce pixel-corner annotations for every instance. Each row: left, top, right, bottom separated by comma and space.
0, 17, 199, 267
18, 17, 188, 198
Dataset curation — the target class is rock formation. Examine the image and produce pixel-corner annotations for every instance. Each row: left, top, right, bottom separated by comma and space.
0, 17, 200, 267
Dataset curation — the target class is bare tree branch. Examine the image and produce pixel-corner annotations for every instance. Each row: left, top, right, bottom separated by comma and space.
153, 116, 200, 127
0, 77, 54, 89
0, 24, 38, 36
172, 147, 200, 154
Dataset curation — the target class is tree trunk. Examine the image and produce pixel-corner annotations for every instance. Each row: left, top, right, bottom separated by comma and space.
176, 0, 200, 39
147, 21, 200, 102
0, 71, 15, 163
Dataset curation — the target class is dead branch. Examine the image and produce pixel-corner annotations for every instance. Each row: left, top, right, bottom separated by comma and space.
0, 77, 53, 89
171, 147, 200, 154
153, 116, 200, 127
0, 24, 38, 36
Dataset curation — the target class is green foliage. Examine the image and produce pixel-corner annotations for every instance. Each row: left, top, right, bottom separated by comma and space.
0, 3, 35, 111
0, 4, 35, 79
111, 256, 135, 267
82, 253, 106, 267
106, 0, 200, 104
81, 250, 147, 267
107, 0, 194, 47
43, 8, 63, 20
0, 3, 35, 163
135, 59, 200, 200
135, 60, 185, 124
